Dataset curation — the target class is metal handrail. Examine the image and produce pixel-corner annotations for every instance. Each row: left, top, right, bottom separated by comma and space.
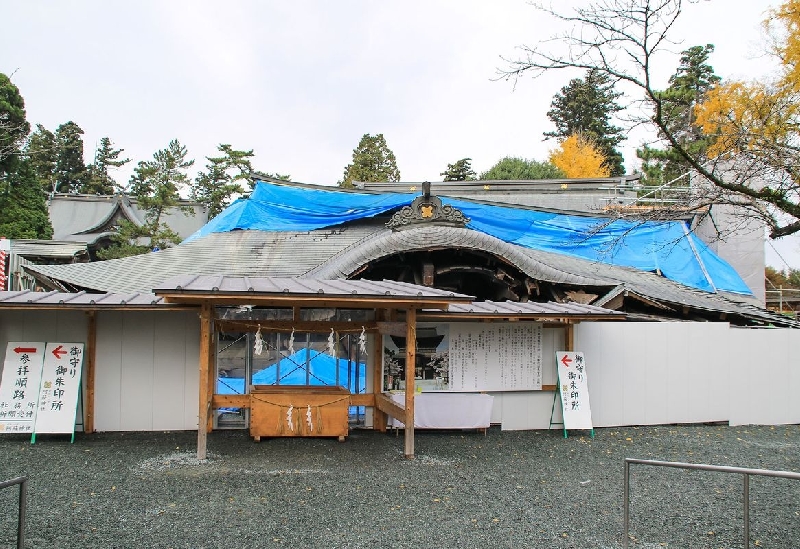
0, 476, 27, 549
624, 458, 800, 549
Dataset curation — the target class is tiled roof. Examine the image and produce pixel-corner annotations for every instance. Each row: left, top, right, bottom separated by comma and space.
0, 290, 168, 308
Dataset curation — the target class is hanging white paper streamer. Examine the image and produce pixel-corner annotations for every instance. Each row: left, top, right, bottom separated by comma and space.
254, 325, 264, 356
327, 328, 336, 357
288, 328, 295, 355
358, 326, 368, 356
286, 404, 294, 432
306, 404, 313, 432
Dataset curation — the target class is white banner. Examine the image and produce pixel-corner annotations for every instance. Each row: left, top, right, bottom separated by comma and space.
0, 343, 46, 433
34, 343, 85, 434
556, 351, 593, 430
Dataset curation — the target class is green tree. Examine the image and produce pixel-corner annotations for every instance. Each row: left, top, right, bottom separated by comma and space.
26, 124, 57, 194
54, 121, 86, 193
339, 133, 400, 188
82, 137, 130, 195
0, 73, 30, 179
479, 157, 564, 180
0, 159, 54, 239
0, 74, 52, 239
441, 158, 477, 181
191, 144, 254, 218
637, 45, 721, 186
544, 69, 625, 176
100, 139, 194, 259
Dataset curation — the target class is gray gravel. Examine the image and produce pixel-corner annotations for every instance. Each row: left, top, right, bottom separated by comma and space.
1, 424, 800, 548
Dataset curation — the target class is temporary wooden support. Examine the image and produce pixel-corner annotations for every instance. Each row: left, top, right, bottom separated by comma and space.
84, 311, 97, 433
373, 310, 387, 432
404, 308, 417, 458
197, 302, 213, 460
565, 322, 575, 352
375, 393, 405, 421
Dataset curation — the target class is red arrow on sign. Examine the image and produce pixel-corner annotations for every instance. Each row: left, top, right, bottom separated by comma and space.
51, 345, 67, 359
560, 354, 573, 367
14, 346, 37, 354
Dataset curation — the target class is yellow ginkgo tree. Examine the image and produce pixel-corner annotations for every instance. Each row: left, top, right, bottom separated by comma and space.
549, 133, 610, 179
505, 0, 800, 238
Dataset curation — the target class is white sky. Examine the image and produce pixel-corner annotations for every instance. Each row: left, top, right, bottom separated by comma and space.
3, 0, 797, 269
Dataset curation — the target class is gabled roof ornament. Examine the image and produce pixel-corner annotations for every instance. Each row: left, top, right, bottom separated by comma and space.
386, 181, 470, 230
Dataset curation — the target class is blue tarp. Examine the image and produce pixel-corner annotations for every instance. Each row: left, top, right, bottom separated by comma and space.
216, 347, 366, 395
185, 181, 752, 295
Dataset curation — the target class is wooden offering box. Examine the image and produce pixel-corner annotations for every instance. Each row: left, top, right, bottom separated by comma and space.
249, 385, 351, 442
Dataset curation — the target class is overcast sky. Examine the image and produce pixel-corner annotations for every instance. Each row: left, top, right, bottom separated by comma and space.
3, 0, 796, 268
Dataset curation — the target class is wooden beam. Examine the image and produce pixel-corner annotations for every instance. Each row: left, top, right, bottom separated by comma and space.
349, 394, 375, 407
216, 319, 381, 333
158, 293, 465, 310
197, 302, 213, 460
84, 311, 97, 433
375, 393, 405, 421
206, 316, 215, 433
565, 323, 575, 352
212, 394, 250, 408
372, 311, 387, 432
404, 308, 416, 458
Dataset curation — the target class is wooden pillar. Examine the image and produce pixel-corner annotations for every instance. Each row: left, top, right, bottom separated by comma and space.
404, 308, 416, 458
373, 310, 387, 432
197, 302, 213, 460
206, 313, 216, 433
565, 322, 575, 352
84, 311, 97, 433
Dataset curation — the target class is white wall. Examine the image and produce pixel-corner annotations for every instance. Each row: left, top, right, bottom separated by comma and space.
0, 309, 200, 433
95, 310, 199, 431
576, 322, 800, 428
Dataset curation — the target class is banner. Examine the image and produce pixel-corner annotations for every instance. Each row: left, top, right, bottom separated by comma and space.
555, 351, 593, 431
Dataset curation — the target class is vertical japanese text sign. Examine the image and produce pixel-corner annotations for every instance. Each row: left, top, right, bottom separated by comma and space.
555, 351, 593, 430
0, 343, 46, 433
34, 343, 84, 435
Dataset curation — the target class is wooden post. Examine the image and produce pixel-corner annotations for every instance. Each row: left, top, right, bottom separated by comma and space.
404, 308, 416, 458
565, 322, 575, 352
197, 302, 213, 460
373, 310, 387, 432
84, 311, 97, 433
206, 313, 216, 433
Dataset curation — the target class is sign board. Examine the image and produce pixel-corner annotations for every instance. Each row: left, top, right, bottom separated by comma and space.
0, 343, 46, 433
34, 343, 84, 435
0, 342, 84, 438
449, 322, 543, 391
555, 351, 593, 431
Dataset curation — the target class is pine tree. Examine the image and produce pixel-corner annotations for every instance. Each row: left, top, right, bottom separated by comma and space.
26, 124, 57, 194
339, 134, 400, 187
545, 70, 625, 176
54, 121, 86, 193
82, 137, 130, 195
637, 45, 721, 186
479, 157, 564, 180
100, 139, 193, 258
191, 144, 254, 219
441, 158, 477, 181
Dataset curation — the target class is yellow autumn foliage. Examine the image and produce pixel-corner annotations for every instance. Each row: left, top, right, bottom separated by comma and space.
549, 133, 610, 178
695, 0, 800, 159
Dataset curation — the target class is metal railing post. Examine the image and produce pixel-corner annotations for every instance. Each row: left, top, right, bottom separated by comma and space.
624, 458, 800, 549
743, 473, 750, 549
623, 460, 630, 549
0, 476, 28, 549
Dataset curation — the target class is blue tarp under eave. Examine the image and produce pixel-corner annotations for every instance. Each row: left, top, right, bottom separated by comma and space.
184, 180, 753, 296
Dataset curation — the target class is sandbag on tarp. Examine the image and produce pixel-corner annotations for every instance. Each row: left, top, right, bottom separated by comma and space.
186, 181, 753, 296
216, 347, 366, 395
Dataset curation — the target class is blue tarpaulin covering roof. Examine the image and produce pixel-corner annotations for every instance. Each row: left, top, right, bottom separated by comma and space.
185, 181, 752, 295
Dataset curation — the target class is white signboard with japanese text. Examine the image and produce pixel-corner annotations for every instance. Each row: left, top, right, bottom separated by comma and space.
34, 343, 84, 434
556, 351, 592, 430
0, 343, 46, 433
449, 322, 543, 391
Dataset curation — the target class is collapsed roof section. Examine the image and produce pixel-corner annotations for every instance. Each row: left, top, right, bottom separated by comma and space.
23, 180, 795, 327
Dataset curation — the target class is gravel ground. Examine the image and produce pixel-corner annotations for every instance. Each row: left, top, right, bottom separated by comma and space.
1, 424, 799, 548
